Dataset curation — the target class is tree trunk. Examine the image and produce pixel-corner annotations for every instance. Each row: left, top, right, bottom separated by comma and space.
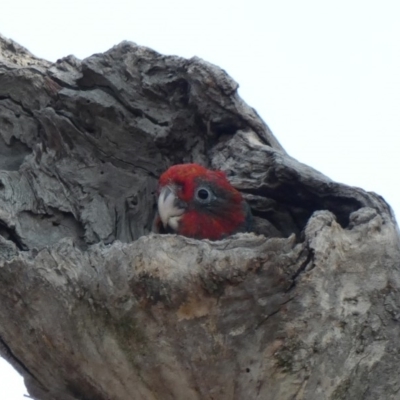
0, 34, 399, 400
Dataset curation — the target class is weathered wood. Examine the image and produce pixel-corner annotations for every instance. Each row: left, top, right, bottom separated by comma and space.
0, 33, 399, 400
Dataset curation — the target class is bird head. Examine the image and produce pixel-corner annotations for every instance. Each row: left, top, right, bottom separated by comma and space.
156, 163, 251, 240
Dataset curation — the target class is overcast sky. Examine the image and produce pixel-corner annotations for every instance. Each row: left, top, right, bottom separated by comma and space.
1, 0, 400, 397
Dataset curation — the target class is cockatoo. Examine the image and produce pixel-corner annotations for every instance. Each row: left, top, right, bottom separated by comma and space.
154, 163, 252, 240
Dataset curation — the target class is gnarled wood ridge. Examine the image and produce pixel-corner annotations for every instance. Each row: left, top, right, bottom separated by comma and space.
0, 34, 399, 400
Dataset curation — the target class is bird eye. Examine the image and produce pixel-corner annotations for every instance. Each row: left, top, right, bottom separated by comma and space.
198, 189, 209, 200
195, 187, 212, 202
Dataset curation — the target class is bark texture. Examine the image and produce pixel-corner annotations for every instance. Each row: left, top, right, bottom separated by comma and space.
0, 34, 399, 400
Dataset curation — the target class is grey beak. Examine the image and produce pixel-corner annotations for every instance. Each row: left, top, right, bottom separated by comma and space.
157, 186, 185, 230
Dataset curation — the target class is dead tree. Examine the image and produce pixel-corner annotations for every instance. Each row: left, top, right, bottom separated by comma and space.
0, 34, 399, 400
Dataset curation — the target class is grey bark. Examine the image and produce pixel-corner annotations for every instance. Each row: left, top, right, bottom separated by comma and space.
0, 34, 399, 400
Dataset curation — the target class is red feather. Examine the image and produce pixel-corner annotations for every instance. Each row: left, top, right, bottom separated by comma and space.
158, 163, 250, 240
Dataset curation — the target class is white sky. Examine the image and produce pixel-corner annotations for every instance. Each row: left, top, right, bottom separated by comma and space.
1, 0, 400, 397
